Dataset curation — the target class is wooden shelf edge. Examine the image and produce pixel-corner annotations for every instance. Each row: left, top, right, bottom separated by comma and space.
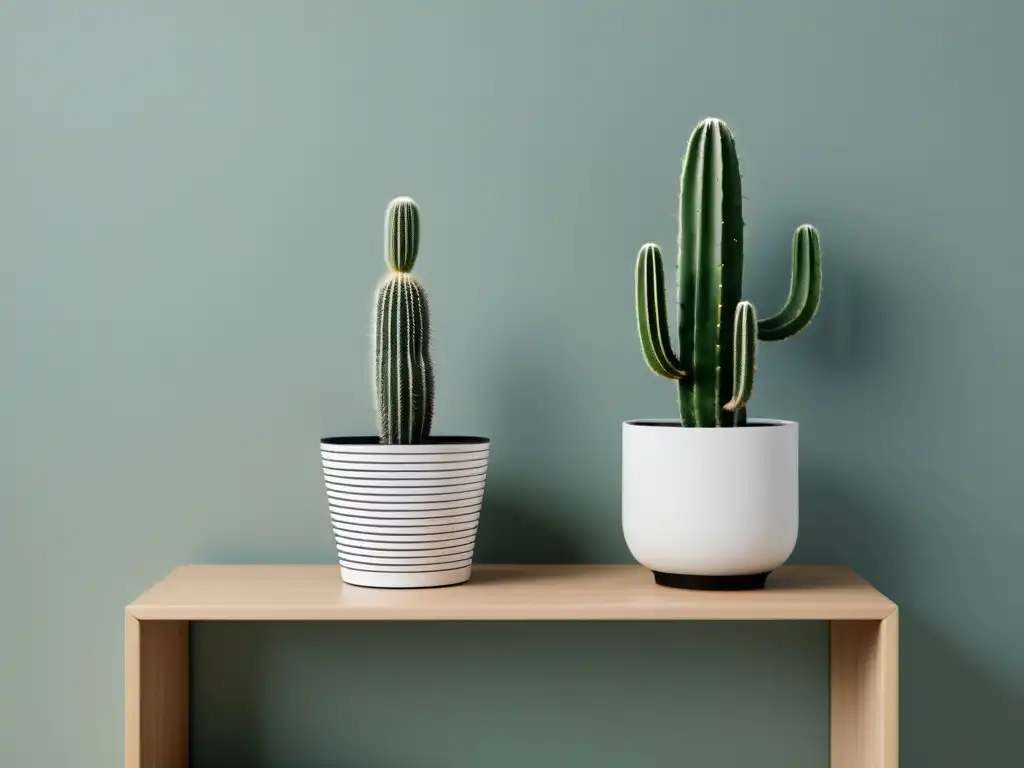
125, 563, 896, 622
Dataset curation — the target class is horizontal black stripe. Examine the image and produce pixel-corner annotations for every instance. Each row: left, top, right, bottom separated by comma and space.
331, 507, 481, 518
322, 466, 488, 474
327, 494, 483, 504
321, 448, 489, 459
336, 535, 475, 551
325, 485, 485, 499
330, 509, 480, 521
330, 500, 482, 512
336, 550, 474, 562
331, 520, 478, 533
325, 487, 489, 499
337, 540, 472, 556
323, 464, 489, 473
340, 562, 472, 575
325, 481, 489, 493
333, 527, 477, 538
323, 435, 489, 447
340, 560, 472, 573
322, 456, 488, 467
339, 553, 473, 568
334, 533, 476, 551
323, 470, 489, 480
325, 493, 483, 508
333, 535, 476, 545
339, 548, 475, 565
330, 509, 480, 520
330, 519, 479, 532
337, 532, 477, 548
333, 514, 481, 528
329, 487, 485, 499
330, 514, 479, 528
326, 469, 490, 478
331, 524, 478, 537
327, 500, 482, 515
329, 514, 480, 527
325, 467, 489, 475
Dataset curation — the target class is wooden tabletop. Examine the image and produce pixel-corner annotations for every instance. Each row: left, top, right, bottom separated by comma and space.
125, 564, 895, 621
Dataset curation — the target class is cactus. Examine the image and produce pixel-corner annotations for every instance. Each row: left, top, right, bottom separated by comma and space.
373, 196, 435, 444
635, 117, 822, 427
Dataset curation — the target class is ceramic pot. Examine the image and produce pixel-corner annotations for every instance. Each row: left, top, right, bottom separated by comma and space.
622, 418, 798, 590
320, 436, 490, 588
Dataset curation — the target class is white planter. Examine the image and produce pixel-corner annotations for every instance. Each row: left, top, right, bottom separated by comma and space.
622, 418, 798, 590
320, 436, 490, 589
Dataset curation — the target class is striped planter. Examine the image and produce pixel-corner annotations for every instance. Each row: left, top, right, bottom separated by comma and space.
320, 436, 490, 588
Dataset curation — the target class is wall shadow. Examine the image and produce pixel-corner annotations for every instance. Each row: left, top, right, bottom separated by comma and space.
189, 619, 827, 768
471, 316, 604, 566
190, 621, 267, 766
473, 488, 585, 564
799, 466, 1022, 767
800, 249, 899, 375
900, 614, 1022, 767
748, 219, 903, 380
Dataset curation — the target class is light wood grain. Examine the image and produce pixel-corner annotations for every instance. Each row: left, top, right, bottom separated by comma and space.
125, 563, 897, 767
125, 615, 189, 768
125, 563, 895, 621
830, 612, 899, 767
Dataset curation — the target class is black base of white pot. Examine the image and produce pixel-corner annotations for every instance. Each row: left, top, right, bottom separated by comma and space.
652, 570, 771, 591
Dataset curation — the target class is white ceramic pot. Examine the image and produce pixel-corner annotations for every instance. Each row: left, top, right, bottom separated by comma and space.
320, 436, 490, 589
621, 418, 798, 590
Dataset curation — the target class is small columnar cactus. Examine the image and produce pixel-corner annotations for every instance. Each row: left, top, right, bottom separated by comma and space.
635, 117, 822, 427
373, 196, 435, 444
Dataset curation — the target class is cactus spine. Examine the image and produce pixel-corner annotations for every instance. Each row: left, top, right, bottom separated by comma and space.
635, 117, 822, 427
374, 196, 434, 444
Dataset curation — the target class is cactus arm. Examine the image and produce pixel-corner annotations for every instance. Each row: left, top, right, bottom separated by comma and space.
757, 224, 822, 342
635, 244, 687, 379
724, 301, 757, 413
716, 123, 745, 427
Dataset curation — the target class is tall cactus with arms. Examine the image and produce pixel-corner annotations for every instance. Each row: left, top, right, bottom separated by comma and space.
636, 117, 822, 427
374, 196, 435, 444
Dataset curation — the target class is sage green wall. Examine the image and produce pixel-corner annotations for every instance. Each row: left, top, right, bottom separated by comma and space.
4, 1, 1022, 766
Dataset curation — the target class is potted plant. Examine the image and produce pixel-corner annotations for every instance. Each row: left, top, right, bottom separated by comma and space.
321, 197, 490, 589
623, 117, 823, 591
